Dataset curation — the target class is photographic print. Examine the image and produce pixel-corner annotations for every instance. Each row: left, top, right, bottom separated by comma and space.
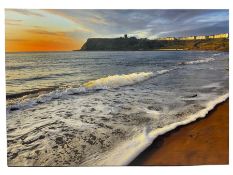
5, 9, 229, 166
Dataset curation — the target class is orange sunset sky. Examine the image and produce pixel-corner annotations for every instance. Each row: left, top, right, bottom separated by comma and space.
5, 9, 96, 52
5, 9, 229, 52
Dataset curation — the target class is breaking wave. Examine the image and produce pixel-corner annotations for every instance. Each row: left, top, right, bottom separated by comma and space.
83, 69, 173, 89
97, 93, 229, 165
179, 58, 215, 65
83, 72, 154, 89
7, 70, 172, 113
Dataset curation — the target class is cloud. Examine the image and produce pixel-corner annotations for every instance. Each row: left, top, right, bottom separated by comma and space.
6, 9, 229, 38
43, 9, 228, 38
25, 28, 91, 43
6, 39, 27, 42
160, 20, 229, 37
5, 19, 23, 25
26, 28, 66, 36
5, 9, 229, 51
43, 9, 108, 25
6, 9, 44, 17
42, 9, 94, 33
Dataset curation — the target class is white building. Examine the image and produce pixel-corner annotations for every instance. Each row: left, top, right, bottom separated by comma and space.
213, 33, 229, 39
196, 35, 206, 40
158, 37, 175, 40
178, 36, 195, 40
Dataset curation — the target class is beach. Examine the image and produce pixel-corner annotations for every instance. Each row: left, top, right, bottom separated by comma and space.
6, 51, 229, 166
5, 9, 229, 167
130, 99, 229, 166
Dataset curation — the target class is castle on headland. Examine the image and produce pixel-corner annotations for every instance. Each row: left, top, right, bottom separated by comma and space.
157, 33, 229, 41
80, 33, 229, 51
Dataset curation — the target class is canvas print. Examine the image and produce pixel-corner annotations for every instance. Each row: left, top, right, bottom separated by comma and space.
5, 9, 229, 166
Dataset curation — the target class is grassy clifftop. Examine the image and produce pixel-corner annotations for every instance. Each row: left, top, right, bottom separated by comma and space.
80, 37, 229, 51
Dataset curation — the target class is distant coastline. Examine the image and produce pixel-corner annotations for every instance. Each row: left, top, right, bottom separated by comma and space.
78, 33, 229, 52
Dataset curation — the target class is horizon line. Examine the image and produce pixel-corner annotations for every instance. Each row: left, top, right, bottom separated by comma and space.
5, 32, 229, 53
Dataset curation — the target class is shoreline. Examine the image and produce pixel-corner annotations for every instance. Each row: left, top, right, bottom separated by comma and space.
6, 50, 229, 53
73, 50, 228, 52
129, 99, 229, 166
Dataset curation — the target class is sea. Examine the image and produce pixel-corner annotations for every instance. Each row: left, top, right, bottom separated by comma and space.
6, 51, 229, 166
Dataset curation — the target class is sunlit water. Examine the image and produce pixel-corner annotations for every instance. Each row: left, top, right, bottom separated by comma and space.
6, 51, 229, 166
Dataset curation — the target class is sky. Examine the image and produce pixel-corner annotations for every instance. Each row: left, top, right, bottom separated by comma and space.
5, 9, 229, 52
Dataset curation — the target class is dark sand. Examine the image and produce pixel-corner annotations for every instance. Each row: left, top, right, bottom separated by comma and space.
130, 100, 229, 166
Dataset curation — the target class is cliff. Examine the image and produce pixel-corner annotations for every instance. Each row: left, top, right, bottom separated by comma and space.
80, 37, 229, 52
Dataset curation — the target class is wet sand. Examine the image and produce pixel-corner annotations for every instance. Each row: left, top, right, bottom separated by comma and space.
130, 99, 229, 166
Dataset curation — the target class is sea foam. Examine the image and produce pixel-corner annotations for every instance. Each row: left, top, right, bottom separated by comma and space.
94, 93, 228, 166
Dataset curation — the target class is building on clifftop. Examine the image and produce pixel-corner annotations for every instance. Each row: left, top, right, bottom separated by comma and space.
158, 37, 175, 40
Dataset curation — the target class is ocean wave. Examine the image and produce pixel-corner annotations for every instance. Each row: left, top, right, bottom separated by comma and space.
83, 70, 173, 89
7, 87, 88, 112
83, 72, 154, 89
10, 72, 78, 82
178, 57, 215, 65
6, 87, 58, 100
6, 65, 32, 70
157, 69, 170, 74
7, 70, 173, 113
157, 69, 172, 74
95, 93, 228, 165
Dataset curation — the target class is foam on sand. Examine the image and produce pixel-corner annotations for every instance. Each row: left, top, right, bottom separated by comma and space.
83, 72, 154, 89
95, 93, 228, 166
